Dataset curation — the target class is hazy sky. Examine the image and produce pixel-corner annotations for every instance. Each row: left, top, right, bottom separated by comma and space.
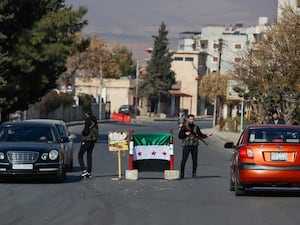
67, 0, 278, 59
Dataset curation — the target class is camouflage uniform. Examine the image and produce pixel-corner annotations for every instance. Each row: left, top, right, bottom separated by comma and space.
178, 122, 208, 178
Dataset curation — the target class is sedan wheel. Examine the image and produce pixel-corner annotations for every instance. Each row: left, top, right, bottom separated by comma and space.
229, 176, 235, 191
234, 177, 246, 196
69, 159, 73, 171
65, 159, 73, 172
56, 170, 66, 183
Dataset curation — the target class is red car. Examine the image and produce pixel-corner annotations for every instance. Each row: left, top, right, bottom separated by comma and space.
224, 124, 300, 196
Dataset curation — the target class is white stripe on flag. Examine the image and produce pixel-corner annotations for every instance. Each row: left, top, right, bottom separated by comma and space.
133, 145, 170, 160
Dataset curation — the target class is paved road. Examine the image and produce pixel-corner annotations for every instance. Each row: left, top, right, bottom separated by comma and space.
1, 121, 300, 225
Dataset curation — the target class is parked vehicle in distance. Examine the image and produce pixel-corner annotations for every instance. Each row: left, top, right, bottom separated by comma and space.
0, 121, 69, 182
26, 119, 75, 171
118, 104, 140, 116
224, 124, 300, 196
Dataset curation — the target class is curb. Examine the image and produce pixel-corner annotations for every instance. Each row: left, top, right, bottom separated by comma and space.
202, 128, 239, 143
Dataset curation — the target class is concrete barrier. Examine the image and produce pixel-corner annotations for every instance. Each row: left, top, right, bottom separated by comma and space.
164, 170, 180, 180
125, 169, 138, 180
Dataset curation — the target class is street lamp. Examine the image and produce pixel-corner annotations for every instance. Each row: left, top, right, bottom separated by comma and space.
228, 80, 248, 132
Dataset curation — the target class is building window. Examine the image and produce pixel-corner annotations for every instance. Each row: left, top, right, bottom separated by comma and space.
173, 57, 184, 61
185, 57, 194, 62
253, 33, 263, 42
213, 43, 219, 49
213, 42, 221, 53
200, 40, 208, 49
234, 44, 242, 49
234, 57, 241, 63
212, 56, 218, 62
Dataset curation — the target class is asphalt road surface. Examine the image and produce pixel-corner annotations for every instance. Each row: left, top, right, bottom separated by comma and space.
1, 121, 300, 225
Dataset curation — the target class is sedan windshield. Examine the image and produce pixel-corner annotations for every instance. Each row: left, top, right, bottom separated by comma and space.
248, 128, 300, 143
0, 126, 56, 143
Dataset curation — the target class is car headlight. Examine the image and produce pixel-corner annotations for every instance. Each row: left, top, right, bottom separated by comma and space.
0, 152, 4, 160
49, 150, 59, 160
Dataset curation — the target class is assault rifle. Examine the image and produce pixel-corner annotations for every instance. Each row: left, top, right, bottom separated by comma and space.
181, 125, 209, 145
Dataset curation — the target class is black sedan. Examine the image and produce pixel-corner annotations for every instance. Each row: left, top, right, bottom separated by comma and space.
27, 119, 75, 171
0, 121, 68, 182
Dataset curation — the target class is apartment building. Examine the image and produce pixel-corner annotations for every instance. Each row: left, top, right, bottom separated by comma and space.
170, 51, 201, 116
176, 17, 269, 75
170, 17, 270, 118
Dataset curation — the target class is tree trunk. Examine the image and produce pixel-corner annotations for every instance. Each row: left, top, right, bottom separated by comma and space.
157, 99, 161, 114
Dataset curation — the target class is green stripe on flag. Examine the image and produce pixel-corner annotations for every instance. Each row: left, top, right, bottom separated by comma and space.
132, 133, 172, 146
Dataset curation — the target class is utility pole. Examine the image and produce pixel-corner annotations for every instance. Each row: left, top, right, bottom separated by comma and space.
240, 97, 244, 132
135, 61, 139, 115
218, 38, 223, 72
213, 38, 223, 127
99, 60, 103, 121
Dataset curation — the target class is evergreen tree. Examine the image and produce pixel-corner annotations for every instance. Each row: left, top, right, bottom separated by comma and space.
0, 0, 11, 107
139, 21, 175, 114
112, 44, 135, 78
0, 0, 87, 122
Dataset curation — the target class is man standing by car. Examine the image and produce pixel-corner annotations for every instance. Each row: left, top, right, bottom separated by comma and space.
267, 110, 285, 124
78, 111, 98, 178
178, 114, 213, 179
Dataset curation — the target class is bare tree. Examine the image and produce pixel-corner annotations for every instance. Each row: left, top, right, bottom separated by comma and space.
62, 33, 122, 86
233, 6, 300, 124
199, 72, 230, 102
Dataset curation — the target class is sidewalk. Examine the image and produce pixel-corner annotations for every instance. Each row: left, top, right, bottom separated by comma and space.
67, 116, 241, 143
134, 115, 241, 143
202, 128, 240, 143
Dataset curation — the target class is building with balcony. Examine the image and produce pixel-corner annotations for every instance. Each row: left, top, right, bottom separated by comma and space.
170, 17, 270, 118
170, 51, 201, 117
177, 17, 269, 75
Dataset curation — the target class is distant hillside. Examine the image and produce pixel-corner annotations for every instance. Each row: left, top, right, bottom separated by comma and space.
103, 33, 178, 64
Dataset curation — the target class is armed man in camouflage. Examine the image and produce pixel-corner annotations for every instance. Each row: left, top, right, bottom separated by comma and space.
178, 114, 213, 179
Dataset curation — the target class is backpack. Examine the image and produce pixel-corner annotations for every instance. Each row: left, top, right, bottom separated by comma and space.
89, 125, 98, 143
82, 120, 98, 142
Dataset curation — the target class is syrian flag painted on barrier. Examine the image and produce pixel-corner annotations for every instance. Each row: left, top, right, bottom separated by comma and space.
132, 133, 172, 172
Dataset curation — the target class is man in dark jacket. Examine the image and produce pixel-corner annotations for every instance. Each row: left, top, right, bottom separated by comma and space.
267, 110, 285, 124
178, 114, 213, 178
78, 111, 98, 178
